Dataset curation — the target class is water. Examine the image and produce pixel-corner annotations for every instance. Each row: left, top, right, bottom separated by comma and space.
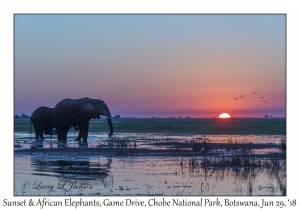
14, 133, 284, 150
14, 132, 286, 196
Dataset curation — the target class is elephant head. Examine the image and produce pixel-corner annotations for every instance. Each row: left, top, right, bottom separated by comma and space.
81, 99, 113, 137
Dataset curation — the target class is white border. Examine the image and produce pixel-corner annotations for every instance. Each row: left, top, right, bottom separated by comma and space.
1, 0, 299, 209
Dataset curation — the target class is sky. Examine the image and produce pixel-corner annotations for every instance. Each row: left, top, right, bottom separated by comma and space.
14, 14, 286, 118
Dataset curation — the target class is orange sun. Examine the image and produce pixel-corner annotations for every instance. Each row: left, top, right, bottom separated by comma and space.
219, 113, 231, 118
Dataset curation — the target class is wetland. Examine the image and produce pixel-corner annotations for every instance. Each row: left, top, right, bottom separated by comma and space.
14, 118, 286, 196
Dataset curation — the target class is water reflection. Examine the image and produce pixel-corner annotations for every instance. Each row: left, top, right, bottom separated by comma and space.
14, 155, 286, 196
179, 156, 286, 196
14, 133, 286, 196
30, 156, 112, 179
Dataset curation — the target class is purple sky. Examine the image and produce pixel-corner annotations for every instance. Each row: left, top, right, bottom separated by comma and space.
14, 14, 286, 118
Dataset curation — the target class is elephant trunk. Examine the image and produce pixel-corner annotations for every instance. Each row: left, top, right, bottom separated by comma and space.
101, 101, 113, 137
107, 118, 113, 137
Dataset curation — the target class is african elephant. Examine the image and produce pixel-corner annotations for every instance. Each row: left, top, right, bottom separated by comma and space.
44, 128, 57, 137
52, 97, 113, 147
30, 107, 81, 141
30, 106, 55, 140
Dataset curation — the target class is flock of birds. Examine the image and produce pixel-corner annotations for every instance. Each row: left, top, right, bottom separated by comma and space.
234, 91, 268, 103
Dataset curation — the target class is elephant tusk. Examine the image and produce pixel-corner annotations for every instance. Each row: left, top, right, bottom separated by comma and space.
101, 115, 112, 119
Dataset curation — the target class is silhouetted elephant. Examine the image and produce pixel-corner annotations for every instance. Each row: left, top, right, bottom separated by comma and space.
30, 106, 81, 141
44, 128, 57, 137
52, 97, 113, 147
30, 106, 55, 140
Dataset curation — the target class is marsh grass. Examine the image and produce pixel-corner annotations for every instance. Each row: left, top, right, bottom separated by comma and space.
178, 135, 286, 196
15, 118, 286, 135
182, 140, 286, 173
97, 136, 136, 148
180, 154, 286, 195
224, 137, 254, 152
187, 135, 278, 154
279, 136, 286, 151
191, 136, 211, 151
96, 136, 138, 156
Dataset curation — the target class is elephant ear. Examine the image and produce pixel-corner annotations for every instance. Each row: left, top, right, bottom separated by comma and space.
82, 103, 96, 118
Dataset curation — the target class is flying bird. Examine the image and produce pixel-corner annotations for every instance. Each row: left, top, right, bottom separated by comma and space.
259, 97, 264, 99
263, 100, 267, 103
239, 95, 245, 98
234, 98, 238, 100
253, 91, 258, 94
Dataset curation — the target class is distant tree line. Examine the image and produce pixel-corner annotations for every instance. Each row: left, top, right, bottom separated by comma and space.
14, 113, 281, 119
15, 114, 121, 119
14, 114, 30, 119
14, 114, 121, 119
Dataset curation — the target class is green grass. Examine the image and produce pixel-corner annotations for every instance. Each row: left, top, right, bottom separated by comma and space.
14, 118, 286, 135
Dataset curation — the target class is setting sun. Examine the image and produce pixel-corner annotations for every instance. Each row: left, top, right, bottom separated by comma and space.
219, 113, 231, 118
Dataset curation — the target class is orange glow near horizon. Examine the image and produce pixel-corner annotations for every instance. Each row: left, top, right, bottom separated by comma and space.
219, 113, 231, 118
14, 15, 286, 118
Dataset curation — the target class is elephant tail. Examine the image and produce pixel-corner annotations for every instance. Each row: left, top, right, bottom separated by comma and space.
30, 117, 32, 135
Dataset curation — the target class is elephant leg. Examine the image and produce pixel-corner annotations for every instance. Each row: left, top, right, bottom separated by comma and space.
81, 123, 89, 145
45, 129, 53, 138
37, 131, 43, 140
34, 128, 39, 140
75, 129, 83, 140
61, 129, 68, 147
62, 130, 68, 141
56, 128, 64, 148
40, 132, 45, 140
56, 128, 62, 141
33, 130, 44, 147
